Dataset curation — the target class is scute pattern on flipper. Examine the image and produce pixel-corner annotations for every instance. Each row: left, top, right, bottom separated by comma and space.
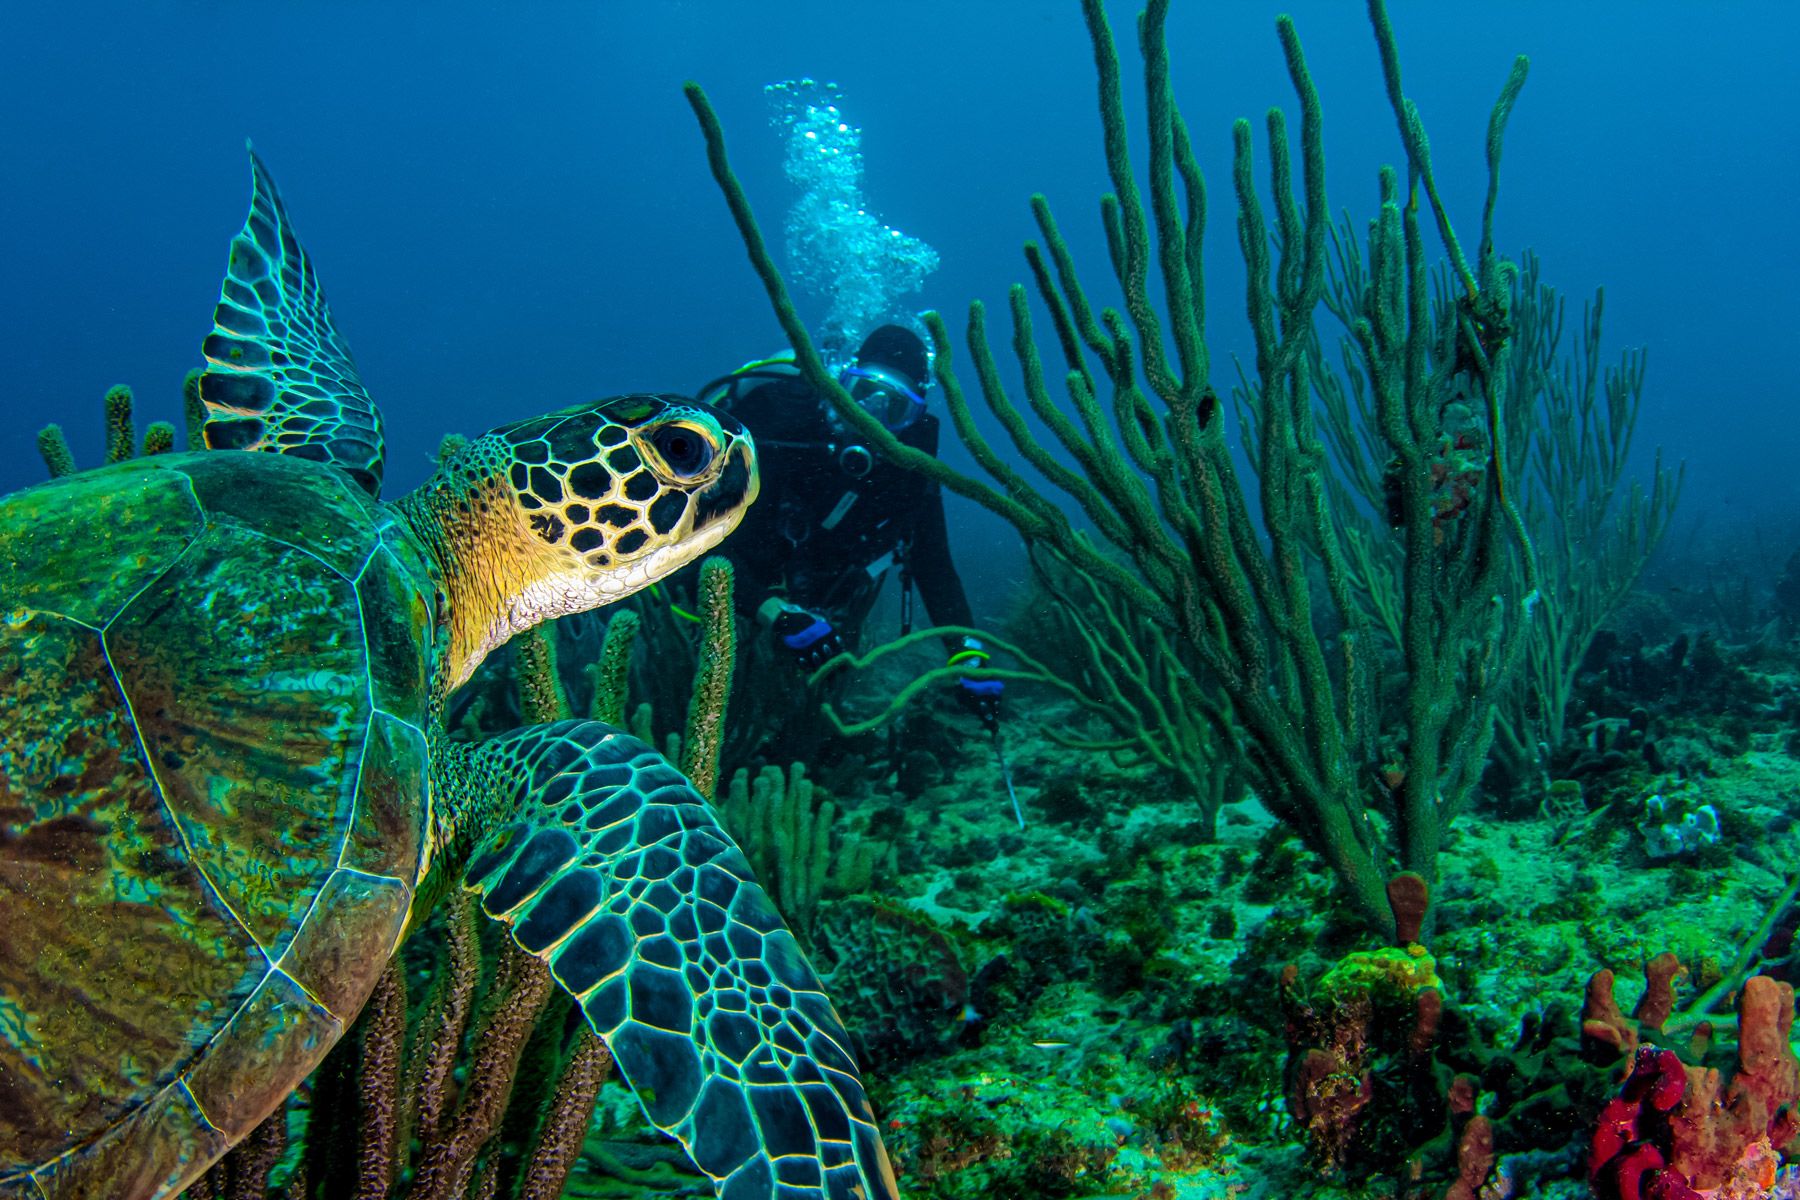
462, 721, 898, 1200
199, 148, 385, 497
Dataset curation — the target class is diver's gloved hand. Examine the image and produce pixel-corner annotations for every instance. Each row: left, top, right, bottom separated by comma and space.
956, 678, 1004, 731
760, 598, 845, 671
948, 636, 1003, 731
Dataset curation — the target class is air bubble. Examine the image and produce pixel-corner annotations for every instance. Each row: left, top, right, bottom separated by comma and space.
765, 78, 940, 354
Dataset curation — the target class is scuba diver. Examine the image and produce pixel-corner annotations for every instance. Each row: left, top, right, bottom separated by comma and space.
696, 324, 1002, 733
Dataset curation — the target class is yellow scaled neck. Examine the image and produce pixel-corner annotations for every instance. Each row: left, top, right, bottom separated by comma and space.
394, 446, 732, 696
394, 447, 561, 693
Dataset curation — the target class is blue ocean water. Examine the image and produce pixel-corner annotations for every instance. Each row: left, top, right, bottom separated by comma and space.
3, 2, 1795, 624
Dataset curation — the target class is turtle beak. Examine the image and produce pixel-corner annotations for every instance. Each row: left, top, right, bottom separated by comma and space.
695, 440, 757, 533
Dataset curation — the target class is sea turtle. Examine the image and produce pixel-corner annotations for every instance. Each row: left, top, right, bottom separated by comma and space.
0, 150, 898, 1200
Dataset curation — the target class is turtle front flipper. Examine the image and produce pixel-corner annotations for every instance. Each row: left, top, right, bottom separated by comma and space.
198, 146, 387, 497
450, 721, 898, 1200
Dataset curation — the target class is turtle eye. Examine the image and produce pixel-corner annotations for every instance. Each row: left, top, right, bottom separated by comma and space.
649, 422, 716, 480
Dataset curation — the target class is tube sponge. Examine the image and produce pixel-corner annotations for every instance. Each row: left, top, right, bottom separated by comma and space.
37, 425, 75, 478
103, 385, 135, 464
142, 422, 176, 456
182, 369, 207, 451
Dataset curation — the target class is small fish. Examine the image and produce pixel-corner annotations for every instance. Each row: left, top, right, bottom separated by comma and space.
1030, 1040, 1072, 1049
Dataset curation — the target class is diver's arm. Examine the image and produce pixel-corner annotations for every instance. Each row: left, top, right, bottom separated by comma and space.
910, 480, 975, 636
893, 415, 975, 638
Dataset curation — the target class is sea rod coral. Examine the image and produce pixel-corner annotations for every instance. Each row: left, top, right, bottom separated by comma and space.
686, 0, 1548, 937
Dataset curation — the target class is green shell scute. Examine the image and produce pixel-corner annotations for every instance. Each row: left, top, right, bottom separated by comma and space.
356, 539, 434, 724
277, 870, 411, 1016
0, 450, 438, 1188
177, 445, 380, 579
181, 967, 342, 1137
0, 600, 263, 1175
25, 1073, 230, 1199
106, 518, 367, 957
0, 463, 204, 629
342, 711, 429, 881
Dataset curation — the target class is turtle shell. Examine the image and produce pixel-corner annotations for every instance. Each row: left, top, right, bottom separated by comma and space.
0, 450, 438, 1197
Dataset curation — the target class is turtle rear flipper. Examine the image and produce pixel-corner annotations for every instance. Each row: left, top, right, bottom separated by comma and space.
456, 721, 898, 1200
199, 145, 386, 497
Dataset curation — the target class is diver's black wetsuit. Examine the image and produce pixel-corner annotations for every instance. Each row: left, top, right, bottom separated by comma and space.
726, 372, 974, 640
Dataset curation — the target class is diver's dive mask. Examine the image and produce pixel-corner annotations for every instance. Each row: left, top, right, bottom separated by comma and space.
837, 364, 927, 433
695, 353, 801, 411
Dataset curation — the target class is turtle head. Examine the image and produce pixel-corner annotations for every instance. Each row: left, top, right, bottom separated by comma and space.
401, 393, 757, 690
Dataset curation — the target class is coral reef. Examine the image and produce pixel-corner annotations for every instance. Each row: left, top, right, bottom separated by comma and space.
689, 0, 1558, 938
14, 3, 1793, 1198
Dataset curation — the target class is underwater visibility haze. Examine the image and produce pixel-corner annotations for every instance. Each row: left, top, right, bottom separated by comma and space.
4, 2, 1800, 1199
